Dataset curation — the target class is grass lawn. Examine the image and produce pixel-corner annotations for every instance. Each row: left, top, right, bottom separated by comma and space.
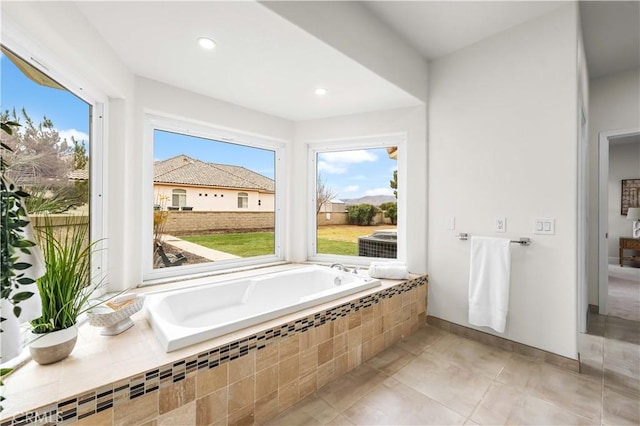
181, 225, 396, 258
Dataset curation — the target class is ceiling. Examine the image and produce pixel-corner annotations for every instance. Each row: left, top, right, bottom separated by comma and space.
75, 1, 639, 122
75, 1, 423, 122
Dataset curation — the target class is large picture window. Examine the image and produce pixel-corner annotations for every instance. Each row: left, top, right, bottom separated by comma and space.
145, 116, 283, 280
308, 135, 405, 264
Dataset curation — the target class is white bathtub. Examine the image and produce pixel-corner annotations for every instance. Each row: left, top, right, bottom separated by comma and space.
145, 265, 381, 352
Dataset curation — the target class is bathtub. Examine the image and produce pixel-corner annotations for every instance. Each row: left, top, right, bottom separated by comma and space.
145, 265, 381, 352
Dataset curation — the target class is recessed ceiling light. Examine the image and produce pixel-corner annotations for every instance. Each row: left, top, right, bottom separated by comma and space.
315, 87, 328, 96
197, 37, 216, 50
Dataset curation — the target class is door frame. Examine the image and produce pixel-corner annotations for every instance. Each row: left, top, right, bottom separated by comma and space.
598, 128, 640, 315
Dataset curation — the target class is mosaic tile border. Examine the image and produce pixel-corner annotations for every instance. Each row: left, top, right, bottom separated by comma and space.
0, 276, 427, 426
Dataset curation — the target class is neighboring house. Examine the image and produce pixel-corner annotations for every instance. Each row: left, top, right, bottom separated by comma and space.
154, 155, 274, 212
318, 198, 346, 213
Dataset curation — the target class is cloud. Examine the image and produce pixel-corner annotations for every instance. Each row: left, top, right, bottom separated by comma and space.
342, 185, 359, 193
319, 150, 377, 164
317, 161, 347, 174
57, 128, 89, 144
364, 187, 394, 196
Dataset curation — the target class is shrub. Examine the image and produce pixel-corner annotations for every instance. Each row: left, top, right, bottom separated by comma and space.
347, 203, 377, 225
381, 202, 397, 225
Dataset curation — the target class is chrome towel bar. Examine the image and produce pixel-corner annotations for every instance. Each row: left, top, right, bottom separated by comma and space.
457, 233, 531, 246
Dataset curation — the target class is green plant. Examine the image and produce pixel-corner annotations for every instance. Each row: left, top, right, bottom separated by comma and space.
347, 203, 378, 226
380, 202, 397, 225
29, 216, 101, 333
1, 120, 37, 321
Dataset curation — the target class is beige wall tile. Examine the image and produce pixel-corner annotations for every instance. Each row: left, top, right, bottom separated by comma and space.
278, 379, 300, 412
114, 393, 159, 426
348, 346, 362, 370
256, 365, 278, 400
299, 347, 318, 377
334, 353, 349, 379
229, 352, 255, 384
361, 322, 373, 343
361, 306, 374, 324
298, 328, 317, 352
348, 312, 362, 330
157, 400, 196, 425
279, 354, 300, 386
255, 391, 279, 424
159, 376, 196, 415
317, 361, 334, 389
279, 335, 300, 361
318, 340, 334, 366
228, 402, 255, 426
348, 327, 362, 349
196, 387, 228, 426
316, 323, 334, 343
228, 376, 255, 415
256, 343, 279, 372
196, 363, 228, 397
299, 371, 317, 400
333, 334, 348, 358
334, 316, 348, 336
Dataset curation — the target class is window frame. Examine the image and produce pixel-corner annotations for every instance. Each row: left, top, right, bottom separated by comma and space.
172, 189, 187, 207
142, 114, 286, 283
0, 35, 108, 292
307, 133, 407, 266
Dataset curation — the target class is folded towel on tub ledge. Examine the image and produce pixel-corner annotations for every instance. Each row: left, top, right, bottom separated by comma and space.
468, 236, 511, 333
368, 261, 409, 280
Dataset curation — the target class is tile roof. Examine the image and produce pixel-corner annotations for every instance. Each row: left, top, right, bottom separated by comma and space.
153, 155, 274, 192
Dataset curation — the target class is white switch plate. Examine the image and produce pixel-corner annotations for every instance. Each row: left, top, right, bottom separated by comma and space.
534, 217, 555, 235
495, 217, 507, 233
447, 216, 456, 231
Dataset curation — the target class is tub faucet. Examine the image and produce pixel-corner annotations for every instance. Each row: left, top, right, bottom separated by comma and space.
330, 263, 358, 274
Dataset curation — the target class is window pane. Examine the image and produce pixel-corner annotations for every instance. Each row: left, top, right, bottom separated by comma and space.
1, 47, 92, 271
153, 130, 276, 269
316, 147, 398, 259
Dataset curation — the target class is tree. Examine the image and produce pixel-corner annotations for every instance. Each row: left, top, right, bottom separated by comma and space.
390, 169, 398, 198
0, 109, 87, 212
316, 173, 337, 215
380, 202, 397, 225
347, 204, 378, 226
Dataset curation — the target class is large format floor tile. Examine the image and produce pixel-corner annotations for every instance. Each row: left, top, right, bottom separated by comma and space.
269, 275, 640, 426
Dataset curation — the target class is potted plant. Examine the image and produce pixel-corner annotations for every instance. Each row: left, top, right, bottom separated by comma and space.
28, 215, 101, 365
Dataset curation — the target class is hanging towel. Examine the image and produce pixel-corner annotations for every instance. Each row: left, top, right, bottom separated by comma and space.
1, 207, 45, 363
368, 261, 409, 280
468, 236, 511, 333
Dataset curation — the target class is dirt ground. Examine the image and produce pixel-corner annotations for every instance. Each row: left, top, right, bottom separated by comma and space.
317, 224, 397, 243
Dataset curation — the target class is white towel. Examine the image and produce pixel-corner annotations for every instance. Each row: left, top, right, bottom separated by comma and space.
1, 212, 45, 363
368, 261, 409, 280
468, 237, 511, 333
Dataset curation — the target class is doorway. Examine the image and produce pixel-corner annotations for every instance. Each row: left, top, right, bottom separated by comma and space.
598, 128, 640, 317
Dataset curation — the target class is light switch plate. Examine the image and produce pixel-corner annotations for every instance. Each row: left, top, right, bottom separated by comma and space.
447, 216, 456, 231
495, 217, 507, 233
534, 217, 555, 235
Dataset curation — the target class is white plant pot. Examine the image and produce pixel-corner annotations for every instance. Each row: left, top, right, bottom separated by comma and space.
28, 326, 78, 365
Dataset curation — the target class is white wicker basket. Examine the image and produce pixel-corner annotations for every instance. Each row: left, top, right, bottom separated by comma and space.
87, 296, 144, 335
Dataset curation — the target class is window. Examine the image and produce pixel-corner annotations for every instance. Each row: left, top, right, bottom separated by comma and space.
308, 135, 405, 265
172, 189, 186, 207
237, 192, 248, 209
145, 115, 284, 281
1, 44, 104, 282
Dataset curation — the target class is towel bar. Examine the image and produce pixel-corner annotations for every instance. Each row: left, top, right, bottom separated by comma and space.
457, 233, 531, 246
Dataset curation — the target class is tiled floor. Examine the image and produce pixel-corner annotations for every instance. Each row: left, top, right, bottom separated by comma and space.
267, 274, 640, 425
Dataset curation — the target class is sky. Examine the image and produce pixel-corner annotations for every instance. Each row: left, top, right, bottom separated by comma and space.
2, 53, 398, 200
1, 53, 90, 144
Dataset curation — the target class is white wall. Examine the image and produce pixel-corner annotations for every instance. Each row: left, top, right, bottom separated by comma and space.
293, 106, 428, 271
261, 1, 428, 103
428, 5, 579, 358
608, 142, 640, 261
587, 69, 640, 303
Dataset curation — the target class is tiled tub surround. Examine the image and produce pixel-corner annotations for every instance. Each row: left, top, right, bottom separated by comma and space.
0, 272, 427, 425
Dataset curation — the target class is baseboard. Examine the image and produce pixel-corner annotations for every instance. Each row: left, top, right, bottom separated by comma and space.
426, 316, 579, 373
